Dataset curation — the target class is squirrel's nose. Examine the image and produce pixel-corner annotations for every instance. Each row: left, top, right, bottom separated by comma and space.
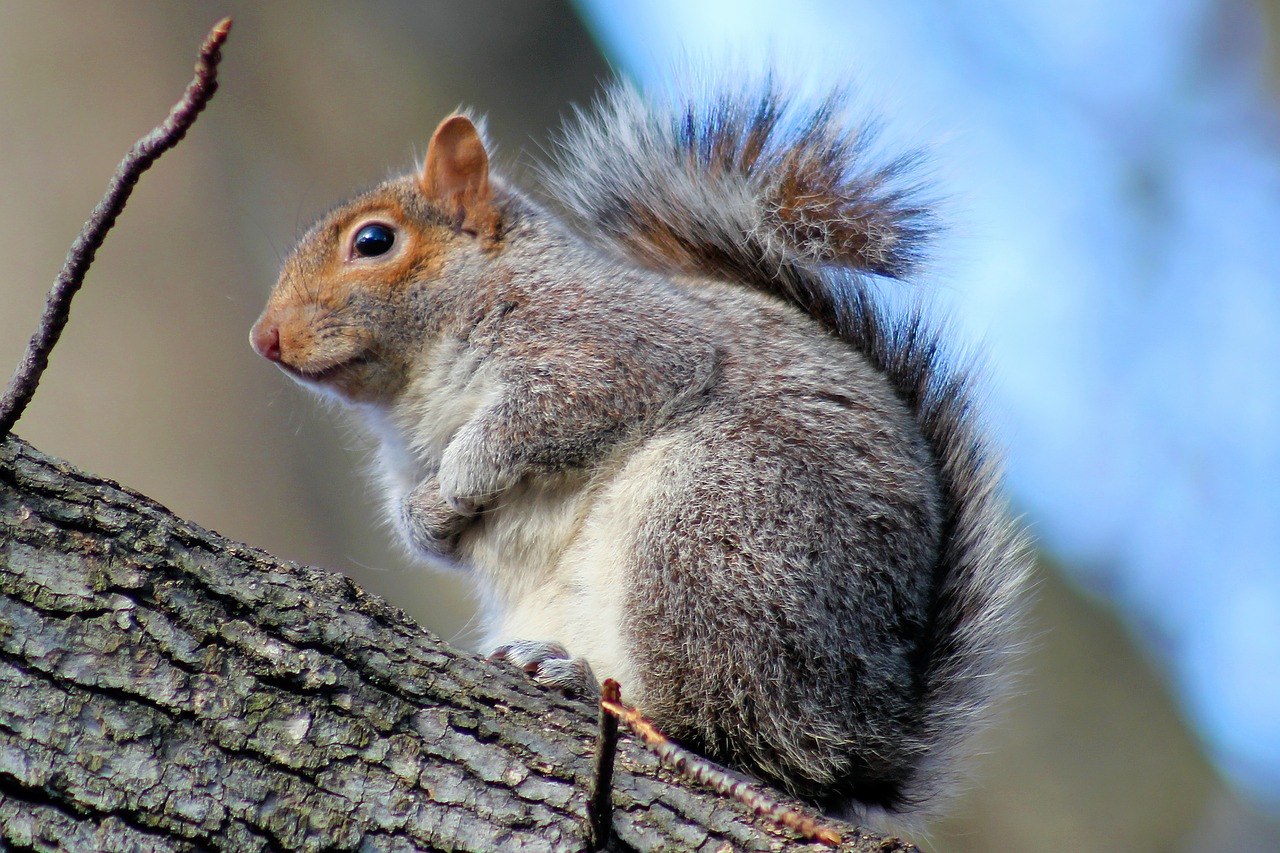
251, 321, 282, 362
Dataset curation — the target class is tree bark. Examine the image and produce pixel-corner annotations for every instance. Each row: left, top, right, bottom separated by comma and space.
0, 434, 918, 852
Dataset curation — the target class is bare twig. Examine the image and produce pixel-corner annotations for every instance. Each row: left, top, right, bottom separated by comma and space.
601, 684, 844, 847
0, 17, 233, 436
589, 678, 622, 849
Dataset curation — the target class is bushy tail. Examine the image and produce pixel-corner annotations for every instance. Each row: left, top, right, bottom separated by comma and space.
547, 76, 1030, 814
544, 77, 932, 317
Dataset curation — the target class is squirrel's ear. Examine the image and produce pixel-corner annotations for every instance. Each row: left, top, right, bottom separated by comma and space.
421, 115, 497, 238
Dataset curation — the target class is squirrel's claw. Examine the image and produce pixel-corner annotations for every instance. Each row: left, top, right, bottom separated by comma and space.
490, 640, 600, 700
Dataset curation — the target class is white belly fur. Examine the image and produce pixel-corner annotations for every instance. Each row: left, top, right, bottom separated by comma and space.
465, 433, 687, 705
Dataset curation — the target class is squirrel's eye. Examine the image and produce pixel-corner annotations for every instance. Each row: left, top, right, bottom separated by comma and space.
353, 224, 395, 257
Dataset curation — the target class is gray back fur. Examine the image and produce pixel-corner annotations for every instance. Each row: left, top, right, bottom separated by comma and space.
545, 75, 1030, 816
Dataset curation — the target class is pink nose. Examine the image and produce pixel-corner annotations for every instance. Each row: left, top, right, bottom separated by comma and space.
251, 322, 282, 362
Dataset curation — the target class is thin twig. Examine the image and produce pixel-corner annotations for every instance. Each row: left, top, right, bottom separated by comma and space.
589, 678, 621, 850
601, 686, 844, 847
0, 18, 233, 436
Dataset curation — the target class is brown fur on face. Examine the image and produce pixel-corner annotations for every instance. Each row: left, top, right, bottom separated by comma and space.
252, 179, 473, 404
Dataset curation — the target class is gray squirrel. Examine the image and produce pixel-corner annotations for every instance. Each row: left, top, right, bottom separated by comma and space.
250, 74, 1029, 824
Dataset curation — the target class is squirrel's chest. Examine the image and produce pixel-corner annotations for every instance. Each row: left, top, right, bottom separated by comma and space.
396, 340, 501, 466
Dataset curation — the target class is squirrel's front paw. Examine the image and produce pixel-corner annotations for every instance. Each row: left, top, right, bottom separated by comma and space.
490, 640, 600, 700
437, 428, 518, 515
399, 478, 473, 557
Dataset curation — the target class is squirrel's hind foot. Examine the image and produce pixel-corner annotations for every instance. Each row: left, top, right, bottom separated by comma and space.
490, 640, 600, 700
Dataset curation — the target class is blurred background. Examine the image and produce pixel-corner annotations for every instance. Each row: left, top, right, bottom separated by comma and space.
1, 2, 1277, 850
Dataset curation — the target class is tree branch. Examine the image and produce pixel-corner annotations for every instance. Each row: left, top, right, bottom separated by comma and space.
0, 434, 919, 851
0, 17, 232, 436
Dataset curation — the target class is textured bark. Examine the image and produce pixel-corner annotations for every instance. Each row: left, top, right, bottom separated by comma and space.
0, 434, 918, 852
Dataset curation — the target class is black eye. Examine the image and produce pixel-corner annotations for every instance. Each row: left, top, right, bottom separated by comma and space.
353, 224, 395, 257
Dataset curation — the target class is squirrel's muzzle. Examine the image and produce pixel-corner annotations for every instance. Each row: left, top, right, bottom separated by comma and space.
250, 320, 282, 362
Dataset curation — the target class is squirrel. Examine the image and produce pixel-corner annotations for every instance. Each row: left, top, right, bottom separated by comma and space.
250, 74, 1029, 825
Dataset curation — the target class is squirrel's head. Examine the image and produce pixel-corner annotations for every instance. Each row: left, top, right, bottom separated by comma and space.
250, 114, 501, 405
